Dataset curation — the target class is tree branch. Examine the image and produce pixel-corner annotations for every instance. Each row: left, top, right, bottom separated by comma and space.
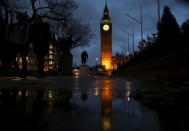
31, 0, 37, 16
36, 6, 52, 10
40, 15, 65, 21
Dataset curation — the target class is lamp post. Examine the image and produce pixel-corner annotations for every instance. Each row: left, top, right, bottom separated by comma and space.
132, 24, 135, 53
121, 40, 127, 56
157, 0, 160, 22
95, 58, 98, 66
121, 28, 134, 54
125, 4, 143, 41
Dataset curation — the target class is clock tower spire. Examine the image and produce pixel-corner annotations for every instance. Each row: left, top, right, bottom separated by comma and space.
103, 0, 110, 19
100, 1, 112, 70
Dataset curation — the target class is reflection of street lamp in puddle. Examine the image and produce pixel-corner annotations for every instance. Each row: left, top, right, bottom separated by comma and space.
75, 73, 79, 79
126, 81, 132, 102
73, 68, 79, 79
48, 90, 53, 98
74, 74, 79, 91
26, 91, 29, 97
8, 77, 23, 81
48, 90, 54, 106
127, 91, 131, 101
94, 87, 99, 96
94, 80, 100, 95
103, 119, 111, 130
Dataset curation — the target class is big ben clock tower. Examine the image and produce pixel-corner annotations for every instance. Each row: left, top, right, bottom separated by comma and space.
100, 1, 112, 70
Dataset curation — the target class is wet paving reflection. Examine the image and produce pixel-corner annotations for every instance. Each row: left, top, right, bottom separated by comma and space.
0, 77, 164, 131
101, 80, 112, 131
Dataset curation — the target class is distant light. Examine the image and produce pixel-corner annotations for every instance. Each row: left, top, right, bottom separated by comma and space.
26, 57, 29, 62
73, 68, 79, 77
126, 81, 132, 101
94, 88, 99, 96
18, 91, 22, 96
49, 61, 54, 65
103, 119, 111, 130
8, 77, 23, 81
48, 91, 53, 98
128, 97, 130, 101
49, 55, 53, 59
98, 68, 103, 72
49, 45, 53, 49
49, 51, 53, 54
74, 68, 78, 71
26, 91, 28, 97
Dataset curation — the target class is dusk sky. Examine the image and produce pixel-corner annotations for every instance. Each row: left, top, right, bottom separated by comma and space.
72, 0, 189, 66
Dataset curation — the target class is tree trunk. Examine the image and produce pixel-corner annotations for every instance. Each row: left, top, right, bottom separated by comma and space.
31, 0, 37, 16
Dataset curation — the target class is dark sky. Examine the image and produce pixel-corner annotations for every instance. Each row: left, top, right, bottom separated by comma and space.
71, 0, 189, 66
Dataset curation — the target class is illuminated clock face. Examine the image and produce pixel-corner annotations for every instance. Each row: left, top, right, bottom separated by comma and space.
103, 24, 110, 31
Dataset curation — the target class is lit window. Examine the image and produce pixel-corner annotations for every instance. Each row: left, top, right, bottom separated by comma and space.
49, 51, 53, 54
49, 61, 54, 65
49, 55, 53, 59
49, 45, 53, 49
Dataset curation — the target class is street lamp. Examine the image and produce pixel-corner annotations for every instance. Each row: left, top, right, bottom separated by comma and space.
122, 28, 135, 54
95, 58, 98, 66
125, 4, 143, 41
157, 0, 161, 22
120, 40, 127, 56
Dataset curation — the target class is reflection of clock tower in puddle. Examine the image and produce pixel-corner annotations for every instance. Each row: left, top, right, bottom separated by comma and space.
100, 1, 112, 70
101, 80, 112, 131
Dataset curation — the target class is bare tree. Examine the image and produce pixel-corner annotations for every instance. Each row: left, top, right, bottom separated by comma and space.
27, 0, 93, 48
1, 0, 93, 48
26, 0, 93, 72
30, 0, 78, 21
0, 0, 21, 24
57, 18, 92, 47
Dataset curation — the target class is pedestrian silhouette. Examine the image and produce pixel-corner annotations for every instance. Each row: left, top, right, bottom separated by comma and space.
81, 50, 88, 66
29, 15, 51, 77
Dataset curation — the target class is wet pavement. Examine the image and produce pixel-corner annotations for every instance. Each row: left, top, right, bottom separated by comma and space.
0, 76, 165, 131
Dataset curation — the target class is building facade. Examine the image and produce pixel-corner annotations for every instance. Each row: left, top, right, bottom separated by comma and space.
16, 43, 58, 72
